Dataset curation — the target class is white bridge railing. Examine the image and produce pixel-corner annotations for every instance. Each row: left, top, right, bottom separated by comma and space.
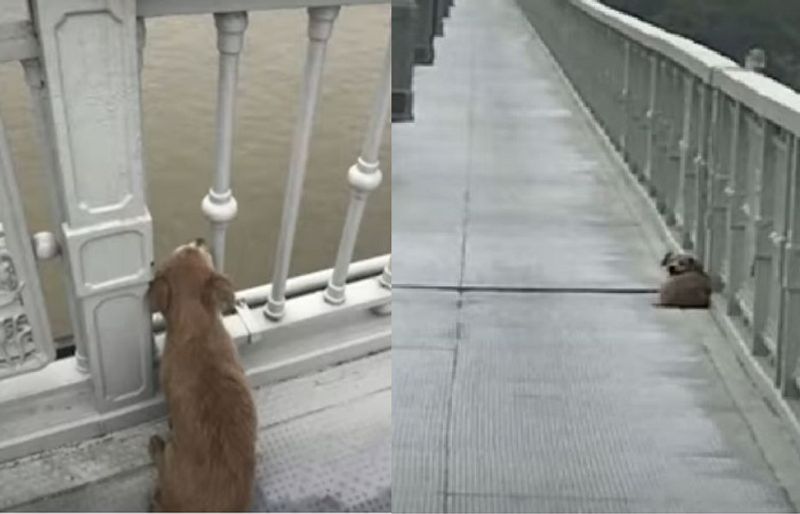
519, 0, 800, 405
0, 0, 389, 460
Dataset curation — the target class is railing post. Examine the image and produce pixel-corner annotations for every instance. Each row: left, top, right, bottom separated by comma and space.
414, 0, 435, 65
676, 74, 694, 239
725, 104, 749, 316
628, 47, 645, 177
659, 64, 680, 225
619, 40, 631, 156
751, 121, 776, 357
324, 44, 389, 305
434, 0, 446, 36
31, 0, 155, 411
771, 134, 793, 392
753, 123, 785, 355
644, 54, 658, 189
705, 91, 730, 285
20, 58, 90, 374
265, 6, 339, 321
202, 11, 248, 272
780, 137, 800, 398
693, 84, 711, 261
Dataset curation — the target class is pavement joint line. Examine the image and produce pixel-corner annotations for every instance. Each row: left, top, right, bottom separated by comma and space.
442, 291, 463, 514
394, 283, 660, 294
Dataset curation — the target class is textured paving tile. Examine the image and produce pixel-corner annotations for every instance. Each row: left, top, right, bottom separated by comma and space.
392, 289, 460, 350
3, 353, 390, 512
448, 493, 792, 513
392, 348, 452, 513
447, 293, 788, 509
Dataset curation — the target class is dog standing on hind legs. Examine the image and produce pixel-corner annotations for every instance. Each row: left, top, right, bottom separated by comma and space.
148, 238, 257, 512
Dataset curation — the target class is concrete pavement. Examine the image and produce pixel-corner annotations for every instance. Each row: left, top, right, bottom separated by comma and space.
1, 352, 390, 512
392, 0, 800, 511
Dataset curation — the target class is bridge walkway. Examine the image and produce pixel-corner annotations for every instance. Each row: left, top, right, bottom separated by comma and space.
392, 0, 800, 511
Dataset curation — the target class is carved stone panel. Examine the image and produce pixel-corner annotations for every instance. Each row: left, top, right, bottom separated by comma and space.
0, 117, 54, 379
0, 235, 53, 378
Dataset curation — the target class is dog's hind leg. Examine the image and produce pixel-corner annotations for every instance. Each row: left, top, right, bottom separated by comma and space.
149, 435, 166, 512
149, 435, 166, 467
149, 491, 164, 513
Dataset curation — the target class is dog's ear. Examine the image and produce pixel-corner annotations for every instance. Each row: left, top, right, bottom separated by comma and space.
147, 272, 170, 314
203, 272, 235, 313
660, 251, 674, 267
687, 256, 703, 271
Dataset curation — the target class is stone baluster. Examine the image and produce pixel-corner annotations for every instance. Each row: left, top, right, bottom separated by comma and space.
32, 0, 155, 412
644, 54, 658, 188
201, 12, 248, 272
265, 6, 340, 320
705, 91, 731, 284
780, 138, 800, 397
20, 58, 90, 373
691, 84, 711, 258
324, 44, 389, 305
751, 123, 777, 357
725, 104, 750, 315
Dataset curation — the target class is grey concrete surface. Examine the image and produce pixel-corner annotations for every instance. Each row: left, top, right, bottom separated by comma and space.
392, 0, 800, 512
0, 352, 390, 512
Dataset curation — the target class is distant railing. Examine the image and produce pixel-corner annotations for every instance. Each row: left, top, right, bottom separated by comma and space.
0, 0, 389, 444
519, 0, 800, 400
391, 0, 454, 122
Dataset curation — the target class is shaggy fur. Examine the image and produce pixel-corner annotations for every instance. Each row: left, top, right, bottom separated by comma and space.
657, 251, 712, 309
148, 239, 257, 512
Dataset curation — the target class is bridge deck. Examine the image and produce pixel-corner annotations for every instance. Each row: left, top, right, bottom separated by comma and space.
393, 0, 800, 512
0, 352, 390, 512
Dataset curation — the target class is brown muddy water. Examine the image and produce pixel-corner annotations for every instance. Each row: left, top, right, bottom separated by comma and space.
0, 3, 391, 338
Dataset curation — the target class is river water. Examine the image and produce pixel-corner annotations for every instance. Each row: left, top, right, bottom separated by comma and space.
0, 3, 391, 338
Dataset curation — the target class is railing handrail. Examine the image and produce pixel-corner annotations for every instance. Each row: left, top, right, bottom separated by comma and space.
0, 20, 37, 63
0, 0, 388, 64
562, 0, 800, 137
138, 0, 387, 18
573, 0, 736, 82
714, 69, 800, 138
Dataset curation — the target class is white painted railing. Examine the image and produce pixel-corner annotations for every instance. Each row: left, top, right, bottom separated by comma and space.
519, 0, 800, 401
0, 0, 389, 461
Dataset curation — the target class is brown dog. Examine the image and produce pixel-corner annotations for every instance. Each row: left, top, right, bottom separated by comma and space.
147, 239, 257, 512
657, 251, 712, 309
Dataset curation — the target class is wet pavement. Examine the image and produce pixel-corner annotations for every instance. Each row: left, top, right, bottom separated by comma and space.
392, 0, 800, 511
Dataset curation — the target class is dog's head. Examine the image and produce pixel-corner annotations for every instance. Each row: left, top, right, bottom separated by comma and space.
661, 251, 703, 276
148, 238, 235, 315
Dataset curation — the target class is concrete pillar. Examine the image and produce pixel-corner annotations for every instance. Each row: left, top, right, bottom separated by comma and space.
31, 0, 155, 412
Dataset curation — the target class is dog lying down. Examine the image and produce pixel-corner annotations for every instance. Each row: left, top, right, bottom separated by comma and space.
148, 238, 257, 512
657, 251, 712, 309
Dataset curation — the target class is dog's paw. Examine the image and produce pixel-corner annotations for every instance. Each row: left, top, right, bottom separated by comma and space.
149, 496, 163, 513
149, 435, 165, 458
